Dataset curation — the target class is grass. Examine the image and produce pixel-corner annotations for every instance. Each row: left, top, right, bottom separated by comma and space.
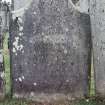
0, 98, 104, 105
75, 98, 105, 105
0, 99, 28, 105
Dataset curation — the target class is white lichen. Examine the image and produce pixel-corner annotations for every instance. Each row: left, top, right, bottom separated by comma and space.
86, 99, 89, 102
97, 57, 100, 61
22, 50, 24, 53
15, 53, 18, 56
19, 45, 24, 51
30, 92, 34, 97
13, 36, 24, 54
12, 48, 16, 53
19, 32, 23, 36
15, 79, 18, 81
25, 62, 27, 65
0, 72, 4, 78
22, 76, 25, 80
64, 49, 68, 54
33, 82, 37, 86
19, 26, 23, 31
18, 77, 22, 82
66, 80, 69, 82
65, 28, 69, 32
18, 17, 23, 23
0, 54, 3, 63
33, 12, 37, 15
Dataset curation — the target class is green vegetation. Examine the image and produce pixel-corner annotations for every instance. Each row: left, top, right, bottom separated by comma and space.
75, 98, 105, 105
0, 99, 28, 105
0, 98, 104, 105
3, 33, 11, 95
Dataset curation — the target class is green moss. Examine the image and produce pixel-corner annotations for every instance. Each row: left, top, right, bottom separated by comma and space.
3, 33, 11, 95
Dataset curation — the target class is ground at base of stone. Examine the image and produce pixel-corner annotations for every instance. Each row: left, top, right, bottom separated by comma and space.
0, 98, 105, 105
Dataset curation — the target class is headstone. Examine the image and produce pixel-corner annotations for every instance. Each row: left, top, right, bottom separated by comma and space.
10, 0, 91, 102
90, 0, 105, 96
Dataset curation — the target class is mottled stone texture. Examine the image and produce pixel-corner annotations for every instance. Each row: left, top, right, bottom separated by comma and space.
10, 0, 91, 101
0, 3, 5, 98
90, 0, 105, 97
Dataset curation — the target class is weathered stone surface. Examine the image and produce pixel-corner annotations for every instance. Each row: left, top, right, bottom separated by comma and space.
90, 0, 105, 96
10, 0, 91, 101
0, 2, 5, 98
